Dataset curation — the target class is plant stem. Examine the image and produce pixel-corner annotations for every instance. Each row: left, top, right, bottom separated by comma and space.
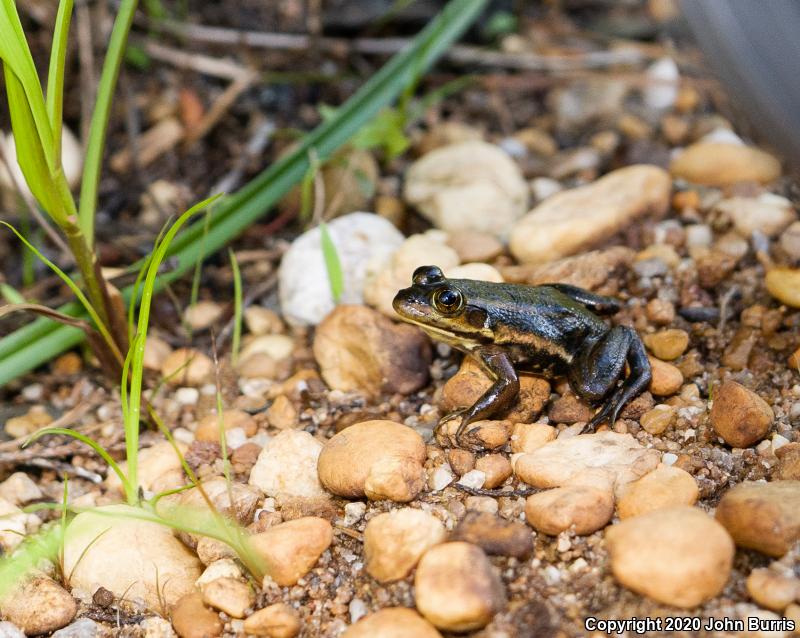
78, 0, 138, 246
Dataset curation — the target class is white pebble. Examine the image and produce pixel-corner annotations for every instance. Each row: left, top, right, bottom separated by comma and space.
175, 387, 199, 406
543, 565, 561, 585
644, 57, 679, 110
701, 128, 744, 145
430, 466, 455, 492
685, 224, 713, 248
772, 434, 790, 452
662, 453, 679, 466
225, 427, 247, 450
457, 470, 486, 490
21, 384, 43, 401
348, 599, 368, 624
343, 502, 367, 527
173, 428, 194, 445
530, 177, 562, 202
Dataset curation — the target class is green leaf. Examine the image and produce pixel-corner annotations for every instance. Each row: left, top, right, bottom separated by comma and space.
229, 248, 242, 367
46, 0, 75, 159
0, 0, 490, 386
319, 222, 344, 303
351, 107, 410, 159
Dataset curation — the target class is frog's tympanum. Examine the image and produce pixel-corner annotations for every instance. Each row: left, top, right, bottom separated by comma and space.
393, 265, 652, 447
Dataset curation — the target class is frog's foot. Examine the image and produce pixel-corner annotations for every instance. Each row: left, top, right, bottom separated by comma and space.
434, 409, 467, 448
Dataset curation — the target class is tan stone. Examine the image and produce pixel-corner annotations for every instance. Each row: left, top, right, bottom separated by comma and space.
648, 356, 683, 396
711, 381, 773, 448
343, 608, 442, 638
669, 142, 781, 186
250, 517, 333, 586
243, 603, 301, 638
195, 409, 257, 442
617, 465, 698, 518
525, 485, 614, 535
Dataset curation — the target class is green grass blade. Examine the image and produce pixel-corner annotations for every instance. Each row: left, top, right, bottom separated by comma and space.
228, 248, 242, 367
319, 222, 344, 302
0, 0, 488, 385
77, 0, 138, 245
46, 0, 75, 159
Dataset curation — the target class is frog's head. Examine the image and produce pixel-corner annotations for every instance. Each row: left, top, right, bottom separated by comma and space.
392, 265, 490, 347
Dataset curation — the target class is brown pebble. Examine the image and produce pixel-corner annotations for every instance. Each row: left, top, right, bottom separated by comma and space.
525, 485, 613, 535
447, 449, 475, 477
195, 409, 257, 442
511, 422, 556, 454
171, 592, 222, 638
161, 348, 214, 386
715, 480, 800, 557
710, 380, 773, 448
648, 357, 683, 396
775, 443, 800, 480
548, 392, 594, 424
267, 395, 299, 429
475, 454, 512, 489
450, 511, 532, 558
52, 351, 82, 375
639, 404, 677, 435
644, 329, 689, 360
446, 231, 504, 263
243, 603, 301, 637
617, 465, 699, 519
250, 517, 333, 586
342, 608, 442, 638
746, 568, 800, 612
231, 442, 262, 474
721, 327, 758, 371
646, 298, 676, 325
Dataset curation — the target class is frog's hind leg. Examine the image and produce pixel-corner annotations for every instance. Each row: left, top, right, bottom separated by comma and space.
570, 326, 652, 430
546, 284, 622, 315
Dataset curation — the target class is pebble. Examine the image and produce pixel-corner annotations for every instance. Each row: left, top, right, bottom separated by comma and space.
644, 57, 679, 110
447, 449, 475, 476
438, 419, 511, 450
502, 246, 633, 291
450, 511, 532, 558
243, 603, 301, 638
441, 357, 550, 423
511, 422, 556, 454
64, 504, 202, 612
249, 430, 328, 501
105, 440, 187, 496
711, 381, 774, 448
457, 470, 486, 490
606, 506, 734, 608
643, 329, 689, 360
317, 420, 427, 502
0, 623, 23, 638
0, 498, 27, 553
200, 577, 254, 619
648, 356, 684, 396
343, 502, 367, 526
616, 465, 699, 518
640, 404, 677, 435
174, 478, 260, 536
51, 619, 99, 638
342, 608, 442, 638
244, 307, 284, 336
250, 517, 333, 586
313, 305, 431, 399
548, 392, 594, 424
717, 194, 796, 238
52, 352, 82, 376
780, 221, 800, 260
266, 395, 298, 429
746, 568, 800, 612
184, 300, 223, 331
0, 471, 43, 505
278, 212, 404, 326
196, 559, 244, 587
363, 230, 460, 317
525, 485, 614, 535
4, 405, 52, 438
0, 577, 76, 635
513, 432, 660, 494
141, 617, 175, 638
475, 454, 512, 489
445, 262, 504, 283
195, 409, 256, 442
446, 231, 503, 263
0, 126, 82, 195
160, 348, 213, 386
766, 268, 800, 308
775, 443, 800, 480
509, 165, 671, 264
403, 141, 528, 239
363, 508, 446, 582
715, 480, 800, 557
171, 592, 222, 638
414, 542, 505, 632
669, 142, 781, 185
429, 466, 455, 492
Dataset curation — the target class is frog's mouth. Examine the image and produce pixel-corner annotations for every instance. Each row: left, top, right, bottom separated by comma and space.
394, 311, 481, 352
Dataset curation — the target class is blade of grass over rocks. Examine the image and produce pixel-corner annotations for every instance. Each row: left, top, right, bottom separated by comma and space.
229, 248, 242, 367
0, 0, 489, 386
319, 222, 344, 302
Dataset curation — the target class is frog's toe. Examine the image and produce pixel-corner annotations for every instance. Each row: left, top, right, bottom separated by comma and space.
435, 410, 466, 447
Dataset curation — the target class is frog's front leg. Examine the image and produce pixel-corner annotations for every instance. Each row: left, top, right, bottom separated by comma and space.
437, 345, 519, 448
568, 326, 651, 429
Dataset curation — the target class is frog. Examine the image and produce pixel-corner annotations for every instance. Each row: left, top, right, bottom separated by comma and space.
392, 265, 652, 448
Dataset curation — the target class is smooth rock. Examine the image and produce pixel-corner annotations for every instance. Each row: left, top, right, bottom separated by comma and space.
450, 512, 532, 558
715, 481, 800, 557
644, 57, 679, 110
342, 608, 442, 638
64, 505, 202, 613
160, 348, 213, 386
746, 568, 800, 612
363, 508, 446, 583
0, 577, 76, 635
442, 357, 550, 424
317, 420, 427, 502
0, 126, 82, 195
644, 329, 689, 361
363, 230, 460, 318
173, 478, 260, 534
200, 577, 253, 619
640, 404, 677, 435
766, 268, 800, 308
669, 142, 781, 186
446, 231, 503, 263
717, 194, 796, 238
525, 485, 613, 535
171, 592, 222, 638
3, 406, 52, 439
196, 559, 244, 587
0, 472, 43, 506
250, 517, 333, 586
244, 307, 284, 336
775, 443, 800, 480
711, 381, 774, 448
184, 301, 223, 331
606, 506, 734, 608
510, 165, 671, 264
278, 213, 404, 326
266, 395, 298, 430
105, 440, 187, 495
475, 454, 512, 489
780, 221, 800, 260
313, 305, 431, 398
50, 619, 98, 638
414, 542, 505, 632
249, 430, 328, 500
648, 356, 684, 396
0, 498, 27, 553
445, 262, 503, 283
0, 622, 24, 638
195, 409, 257, 442
511, 422, 556, 454
404, 141, 528, 239
514, 432, 660, 494
243, 603, 301, 638
616, 464, 698, 518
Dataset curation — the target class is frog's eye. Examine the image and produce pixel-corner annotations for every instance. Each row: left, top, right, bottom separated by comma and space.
432, 287, 464, 314
413, 265, 445, 287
